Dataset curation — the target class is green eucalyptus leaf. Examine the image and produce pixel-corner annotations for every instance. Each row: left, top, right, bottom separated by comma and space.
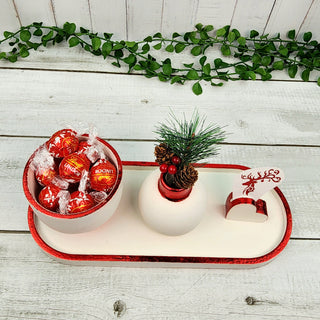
255, 67, 267, 76
203, 25, 214, 32
142, 43, 150, 53
19, 46, 29, 58
184, 63, 194, 68
125, 41, 136, 48
165, 44, 174, 52
123, 54, 136, 64
69, 37, 79, 47
163, 63, 172, 75
192, 82, 203, 95
216, 28, 226, 37
33, 29, 43, 36
153, 32, 162, 38
317, 77, 320, 87
20, 30, 31, 42
227, 31, 235, 43
91, 37, 101, 50
195, 23, 203, 31
279, 47, 289, 57
261, 56, 271, 66
42, 30, 54, 42
112, 61, 121, 68
237, 37, 246, 46
203, 63, 211, 75
4, 31, 13, 38
114, 49, 123, 58
301, 69, 310, 81
113, 43, 124, 50
246, 71, 256, 80
250, 30, 259, 38
63, 22, 76, 34
191, 46, 202, 56
214, 58, 222, 68
288, 64, 298, 78
288, 30, 295, 40
261, 73, 272, 81
133, 65, 143, 71
102, 42, 112, 58
199, 56, 207, 66
186, 70, 199, 80
153, 43, 162, 50
171, 75, 183, 84
273, 61, 284, 70
235, 65, 246, 74
149, 61, 161, 71
303, 32, 312, 42
221, 44, 231, 56
8, 55, 17, 63
172, 32, 180, 38
0, 52, 6, 59
175, 43, 186, 53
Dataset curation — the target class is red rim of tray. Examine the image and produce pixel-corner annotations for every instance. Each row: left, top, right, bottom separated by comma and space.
28, 161, 292, 266
23, 135, 123, 219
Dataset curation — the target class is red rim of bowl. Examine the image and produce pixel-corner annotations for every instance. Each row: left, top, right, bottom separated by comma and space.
22, 135, 123, 219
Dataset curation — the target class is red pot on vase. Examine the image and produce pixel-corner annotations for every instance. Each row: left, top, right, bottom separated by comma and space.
158, 173, 192, 201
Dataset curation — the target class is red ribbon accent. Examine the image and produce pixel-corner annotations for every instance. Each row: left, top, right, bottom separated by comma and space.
225, 193, 268, 217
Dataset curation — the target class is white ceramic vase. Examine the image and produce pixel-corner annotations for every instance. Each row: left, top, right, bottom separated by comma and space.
138, 169, 207, 236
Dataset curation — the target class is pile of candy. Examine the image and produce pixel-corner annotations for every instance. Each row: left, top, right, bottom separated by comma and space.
31, 128, 118, 214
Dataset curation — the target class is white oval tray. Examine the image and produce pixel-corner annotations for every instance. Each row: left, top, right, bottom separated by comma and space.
28, 162, 292, 268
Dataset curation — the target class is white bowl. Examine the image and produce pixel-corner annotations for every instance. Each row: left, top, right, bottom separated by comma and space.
23, 136, 123, 234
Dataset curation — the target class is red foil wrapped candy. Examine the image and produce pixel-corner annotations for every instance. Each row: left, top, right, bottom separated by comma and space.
46, 129, 79, 158
38, 184, 61, 211
89, 159, 117, 192
67, 191, 95, 214
35, 165, 58, 187
59, 153, 90, 183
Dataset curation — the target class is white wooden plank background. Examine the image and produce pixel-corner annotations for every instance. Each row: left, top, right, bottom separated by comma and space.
0, 69, 318, 145
0, 1, 320, 319
0, 235, 319, 319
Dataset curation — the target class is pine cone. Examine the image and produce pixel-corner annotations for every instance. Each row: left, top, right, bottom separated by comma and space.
154, 143, 174, 164
174, 164, 198, 189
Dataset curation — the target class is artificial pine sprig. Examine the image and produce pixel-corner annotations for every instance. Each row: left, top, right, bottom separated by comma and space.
154, 110, 226, 166
0, 22, 319, 95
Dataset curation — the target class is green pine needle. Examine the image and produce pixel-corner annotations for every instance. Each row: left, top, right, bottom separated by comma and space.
155, 110, 226, 164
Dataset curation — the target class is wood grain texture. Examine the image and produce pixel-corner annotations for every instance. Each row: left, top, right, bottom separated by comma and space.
89, 0, 127, 39
0, 234, 319, 319
14, 0, 56, 26
126, 0, 163, 40
0, 0, 20, 32
298, 0, 320, 41
263, 0, 313, 37
231, 0, 276, 36
1, 137, 319, 239
161, 0, 198, 36
52, 0, 92, 30
196, 0, 236, 28
0, 69, 319, 145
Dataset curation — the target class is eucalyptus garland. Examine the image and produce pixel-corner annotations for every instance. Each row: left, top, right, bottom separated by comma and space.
0, 22, 319, 95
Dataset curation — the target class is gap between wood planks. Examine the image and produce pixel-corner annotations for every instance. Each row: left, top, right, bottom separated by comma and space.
0, 65, 316, 84
0, 230, 319, 241
1, 135, 319, 148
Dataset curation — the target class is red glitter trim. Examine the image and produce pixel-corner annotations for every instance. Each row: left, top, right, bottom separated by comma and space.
27, 162, 292, 266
